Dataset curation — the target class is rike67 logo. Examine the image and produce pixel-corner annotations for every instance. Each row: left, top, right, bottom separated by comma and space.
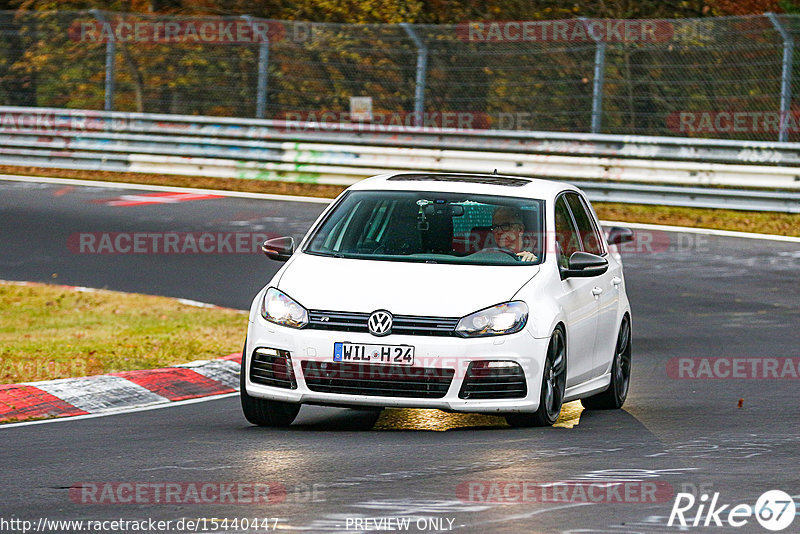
669, 490, 796, 531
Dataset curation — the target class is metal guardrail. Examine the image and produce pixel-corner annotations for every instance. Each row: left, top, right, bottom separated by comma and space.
579, 182, 800, 213
1, 107, 799, 212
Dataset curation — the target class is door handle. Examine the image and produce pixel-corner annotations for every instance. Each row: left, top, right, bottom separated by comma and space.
611, 277, 622, 287
591, 286, 603, 296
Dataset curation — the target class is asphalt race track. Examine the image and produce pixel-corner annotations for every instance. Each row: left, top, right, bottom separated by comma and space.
1, 178, 799, 533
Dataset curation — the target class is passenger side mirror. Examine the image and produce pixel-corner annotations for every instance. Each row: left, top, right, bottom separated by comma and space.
561, 251, 609, 279
261, 237, 295, 262
607, 227, 634, 246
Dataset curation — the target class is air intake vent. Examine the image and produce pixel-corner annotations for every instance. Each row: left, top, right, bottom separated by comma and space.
459, 361, 527, 399
302, 361, 454, 398
249, 347, 296, 389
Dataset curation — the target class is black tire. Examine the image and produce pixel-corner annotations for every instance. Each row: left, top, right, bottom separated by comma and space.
581, 315, 631, 410
505, 327, 566, 428
240, 342, 300, 427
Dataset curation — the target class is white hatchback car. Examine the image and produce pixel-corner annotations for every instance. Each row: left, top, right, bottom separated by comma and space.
242, 173, 633, 427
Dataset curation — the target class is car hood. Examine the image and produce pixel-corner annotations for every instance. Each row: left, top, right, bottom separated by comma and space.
276, 253, 539, 317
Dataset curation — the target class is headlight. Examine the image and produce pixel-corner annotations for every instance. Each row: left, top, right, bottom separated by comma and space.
456, 301, 528, 337
261, 288, 308, 328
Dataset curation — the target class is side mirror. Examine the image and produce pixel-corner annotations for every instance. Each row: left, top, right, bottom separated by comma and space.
607, 226, 634, 246
561, 251, 609, 279
261, 237, 295, 262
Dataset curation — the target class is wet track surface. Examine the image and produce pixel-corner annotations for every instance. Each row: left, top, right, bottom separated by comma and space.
1, 179, 799, 533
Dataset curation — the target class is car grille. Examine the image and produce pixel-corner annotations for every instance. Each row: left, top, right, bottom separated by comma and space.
307, 310, 459, 337
301, 361, 455, 399
458, 361, 527, 399
249, 348, 296, 389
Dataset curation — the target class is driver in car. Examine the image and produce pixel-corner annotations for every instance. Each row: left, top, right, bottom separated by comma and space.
491, 206, 538, 262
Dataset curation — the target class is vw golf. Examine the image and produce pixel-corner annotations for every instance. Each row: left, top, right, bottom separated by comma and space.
242, 173, 633, 427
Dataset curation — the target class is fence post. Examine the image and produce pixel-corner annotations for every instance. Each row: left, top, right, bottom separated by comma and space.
580, 18, 606, 134
242, 15, 270, 119
767, 12, 793, 143
90, 9, 115, 111
401, 23, 428, 127
580, 17, 606, 133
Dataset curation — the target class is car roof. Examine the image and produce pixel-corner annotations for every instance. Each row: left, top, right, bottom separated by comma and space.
348, 172, 579, 200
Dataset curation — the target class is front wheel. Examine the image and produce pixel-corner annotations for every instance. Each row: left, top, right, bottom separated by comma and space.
581, 315, 631, 410
505, 327, 566, 427
240, 342, 300, 427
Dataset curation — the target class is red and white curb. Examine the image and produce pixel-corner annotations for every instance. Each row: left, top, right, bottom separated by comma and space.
1, 280, 245, 424
0, 353, 241, 424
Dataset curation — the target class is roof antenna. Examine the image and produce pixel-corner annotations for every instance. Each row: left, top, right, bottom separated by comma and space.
492, 169, 498, 175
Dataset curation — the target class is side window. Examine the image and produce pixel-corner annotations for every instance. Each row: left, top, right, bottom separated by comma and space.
554, 196, 581, 268
566, 193, 605, 256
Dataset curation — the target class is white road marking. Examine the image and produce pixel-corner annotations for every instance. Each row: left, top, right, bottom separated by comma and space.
0, 173, 333, 204
600, 220, 800, 243
460, 502, 595, 529
0, 392, 238, 429
3, 173, 799, 242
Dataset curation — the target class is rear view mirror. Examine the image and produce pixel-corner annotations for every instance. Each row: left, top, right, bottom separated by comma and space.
607, 227, 634, 246
261, 237, 295, 262
423, 204, 465, 216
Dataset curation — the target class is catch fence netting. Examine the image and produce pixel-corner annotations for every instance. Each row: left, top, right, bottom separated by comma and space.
1, 11, 800, 141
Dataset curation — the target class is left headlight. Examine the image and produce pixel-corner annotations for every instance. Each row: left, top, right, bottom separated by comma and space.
261, 287, 309, 328
456, 301, 528, 337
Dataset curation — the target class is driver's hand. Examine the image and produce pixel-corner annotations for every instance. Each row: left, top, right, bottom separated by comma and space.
517, 251, 537, 262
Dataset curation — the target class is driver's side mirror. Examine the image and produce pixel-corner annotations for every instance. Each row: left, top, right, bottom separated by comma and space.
607, 226, 634, 246
261, 237, 295, 262
560, 251, 609, 279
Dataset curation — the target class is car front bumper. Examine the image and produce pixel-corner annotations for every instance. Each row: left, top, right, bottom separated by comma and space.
244, 316, 549, 414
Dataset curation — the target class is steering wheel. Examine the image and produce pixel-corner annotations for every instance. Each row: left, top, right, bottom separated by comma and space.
470, 247, 520, 260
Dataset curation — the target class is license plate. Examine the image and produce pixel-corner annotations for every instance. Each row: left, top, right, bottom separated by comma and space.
333, 342, 414, 366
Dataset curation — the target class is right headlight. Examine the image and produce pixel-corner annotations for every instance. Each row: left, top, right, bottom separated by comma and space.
455, 301, 528, 338
261, 287, 308, 328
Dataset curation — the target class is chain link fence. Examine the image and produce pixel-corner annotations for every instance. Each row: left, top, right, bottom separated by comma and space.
2, 10, 800, 141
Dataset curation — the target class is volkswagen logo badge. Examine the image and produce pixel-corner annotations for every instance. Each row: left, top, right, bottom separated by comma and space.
367, 310, 393, 337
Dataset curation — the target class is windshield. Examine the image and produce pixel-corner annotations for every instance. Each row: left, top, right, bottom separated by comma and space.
305, 190, 545, 266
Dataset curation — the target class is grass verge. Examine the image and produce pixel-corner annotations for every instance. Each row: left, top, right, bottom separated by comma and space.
0, 282, 246, 384
2, 165, 799, 237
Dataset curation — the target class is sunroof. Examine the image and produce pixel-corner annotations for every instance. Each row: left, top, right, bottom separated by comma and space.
386, 173, 531, 187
